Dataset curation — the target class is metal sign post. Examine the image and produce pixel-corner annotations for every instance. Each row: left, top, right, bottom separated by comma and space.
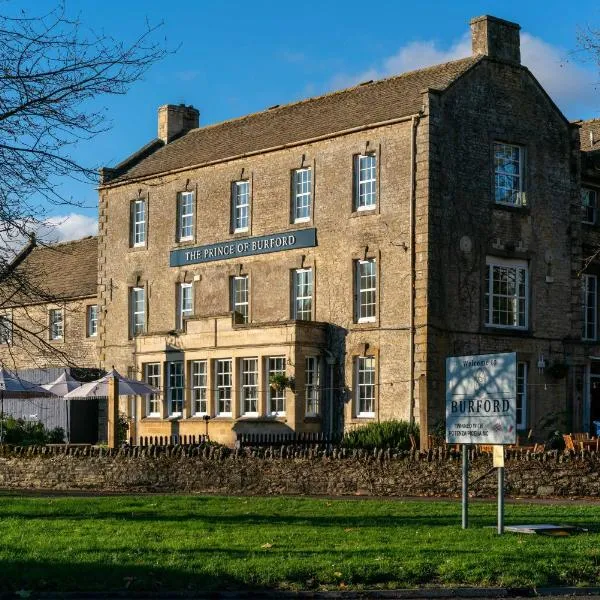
0, 381, 4, 445
493, 445, 505, 535
462, 444, 469, 529
446, 353, 516, 533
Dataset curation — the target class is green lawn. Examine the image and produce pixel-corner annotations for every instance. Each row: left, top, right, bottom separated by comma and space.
0, 494, 599, 592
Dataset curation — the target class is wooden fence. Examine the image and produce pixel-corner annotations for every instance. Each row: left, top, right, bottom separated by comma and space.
133, 434, 210, 447
235, 431, 338, 448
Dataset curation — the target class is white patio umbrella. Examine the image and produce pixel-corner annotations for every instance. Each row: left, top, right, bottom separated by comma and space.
0, 366, 52, 443
63, 368, 158, 398
41, 369, 82, 396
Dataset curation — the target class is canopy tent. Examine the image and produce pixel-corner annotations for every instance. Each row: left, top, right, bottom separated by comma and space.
63, 368, 158, 399
41, 369, 83, 396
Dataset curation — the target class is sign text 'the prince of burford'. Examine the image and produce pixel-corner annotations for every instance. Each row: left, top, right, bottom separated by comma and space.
169, 228, 317, 267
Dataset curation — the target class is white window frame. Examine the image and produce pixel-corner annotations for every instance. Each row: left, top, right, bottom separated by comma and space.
167, 361, 184, 417
87, 304, 98, 338
130, 287, 145, 337
293, 268, 313, 321
145, 363, 161, 418
231, 275, 249, 323
191, 360, 208, 416
49, 308, 63, 340
232, 180, 250, 232
494, 142, 525, 207
178, 282, 193, 330
484, 257, 528, 330
241, 357, 259, 416
582, 188, 597, 225
132, 198, 146, 247
516, 362, 527, 430
355, 259, 377, 323
177, 191, 194, 241
293, 168, 312, 223
216, 358, 232, 417
0, 312, 12, 345
356, 356, 375, 418
267, 356, 286, 416
582, 274, 597, 341
354, 153, 377, 211
305, 356, 320, 416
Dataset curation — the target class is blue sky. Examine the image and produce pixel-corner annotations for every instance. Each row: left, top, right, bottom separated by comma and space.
15, 0, 600, 241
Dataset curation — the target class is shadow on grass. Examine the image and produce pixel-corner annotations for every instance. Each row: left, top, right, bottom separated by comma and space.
0, 559, 267, 594
0, 509, 595, 534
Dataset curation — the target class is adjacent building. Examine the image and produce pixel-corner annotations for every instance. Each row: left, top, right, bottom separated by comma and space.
0, 236, 99, 372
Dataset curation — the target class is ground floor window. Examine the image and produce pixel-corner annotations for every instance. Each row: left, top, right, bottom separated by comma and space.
216, 359, 232, 416
356, 356, 375, 417
191, 360, 207, 416
267, 357, 286, 415
241, 358, 258, 416
168, 361, 184, 417
145, 363, 161, 417
582, 274, 597, 341
305, 356, 320, 416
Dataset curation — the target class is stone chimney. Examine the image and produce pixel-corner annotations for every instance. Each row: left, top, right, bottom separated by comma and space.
157, 104, 199, 144
470, 15, 521, 64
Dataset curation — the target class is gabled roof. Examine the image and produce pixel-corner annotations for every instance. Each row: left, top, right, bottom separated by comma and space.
3, 236, 98, 306
103, 56, 483, 185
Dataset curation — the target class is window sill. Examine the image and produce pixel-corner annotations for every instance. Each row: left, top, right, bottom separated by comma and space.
129, 245, 147, 252
350, 416, 376, 423
236, 415, 287, 423
350, 208, 378, 218
482, 326, 532, 337
353, 320, 379, 330
304, 415, 321, 423
492, 203, 530, 215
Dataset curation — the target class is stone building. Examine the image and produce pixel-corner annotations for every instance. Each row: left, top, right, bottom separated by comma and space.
575, 119, 600, 435
98, 15, 589, 445
0, 236, 99, 372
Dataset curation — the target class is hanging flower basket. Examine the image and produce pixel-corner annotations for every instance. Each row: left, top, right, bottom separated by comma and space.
269, 373, 292, 392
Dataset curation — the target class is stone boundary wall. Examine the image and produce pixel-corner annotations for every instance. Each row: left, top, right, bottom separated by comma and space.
0, 445, 599, 498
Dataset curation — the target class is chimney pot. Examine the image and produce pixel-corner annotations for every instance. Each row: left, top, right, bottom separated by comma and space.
470, 15, 521, 64
158, 104, 199, 144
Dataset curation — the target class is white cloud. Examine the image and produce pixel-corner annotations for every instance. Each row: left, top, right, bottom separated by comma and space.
329, 31, 598, 119
38, 213, 98, 244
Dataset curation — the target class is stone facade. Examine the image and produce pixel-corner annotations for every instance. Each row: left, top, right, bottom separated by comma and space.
97, 15, 594, 445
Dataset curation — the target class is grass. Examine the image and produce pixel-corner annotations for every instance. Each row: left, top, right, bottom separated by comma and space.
0, 494, 599, 592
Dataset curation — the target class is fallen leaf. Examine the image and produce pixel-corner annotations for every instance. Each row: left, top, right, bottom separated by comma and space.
333, 571, 342, 578
344, 528, 353, 532
261, 542, 273, 549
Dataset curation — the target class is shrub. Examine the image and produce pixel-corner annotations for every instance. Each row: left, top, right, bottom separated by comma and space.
342, 420, 419, 451
0, 417, 65, 446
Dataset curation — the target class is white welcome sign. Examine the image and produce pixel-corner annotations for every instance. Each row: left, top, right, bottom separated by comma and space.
446, 353, 517, 445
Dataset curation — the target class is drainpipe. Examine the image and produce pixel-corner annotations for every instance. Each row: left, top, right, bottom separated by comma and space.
409, 113, 421, 425
324, 350, 336, 440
